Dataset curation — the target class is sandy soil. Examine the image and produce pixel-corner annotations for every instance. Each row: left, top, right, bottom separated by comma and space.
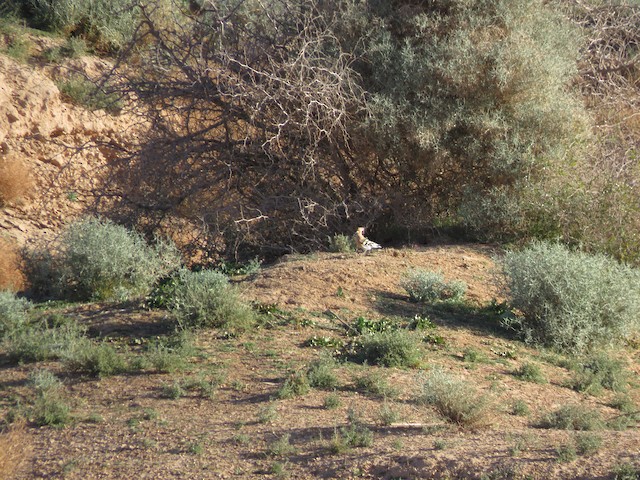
2, 245, 639, 480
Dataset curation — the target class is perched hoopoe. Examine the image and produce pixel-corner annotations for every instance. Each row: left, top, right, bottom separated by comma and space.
354, 227, 382, 253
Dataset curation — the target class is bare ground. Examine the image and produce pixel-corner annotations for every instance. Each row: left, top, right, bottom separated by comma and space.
2, 245, 640, 480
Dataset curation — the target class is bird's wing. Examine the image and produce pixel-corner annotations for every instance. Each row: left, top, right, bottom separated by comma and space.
363, 238, 382, 249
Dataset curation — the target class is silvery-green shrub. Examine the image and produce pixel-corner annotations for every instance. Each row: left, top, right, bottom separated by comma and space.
400, 269, 466, 303
501, 241, 640, 353
25, 217, 181, 301
164, 269, 256, 332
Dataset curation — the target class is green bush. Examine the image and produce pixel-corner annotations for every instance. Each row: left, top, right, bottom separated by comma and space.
568, 353, 629, 395
4, 319, 86, 363
29, 369, 71, 427
24, 217, 181, 302
19, 0, 140, 51
354, 330, 422, 368
539, 404, 604, 431
328, 234, 355, 253
0, 291, 31, 339
144, 330, 195, 373
501, 241, 640, 353
306, 357, 339, 390
353, 0, 589, 236
421, 368, 491, 427
353, 371, 397, 398
513, 362, 546, 384
163, 269, 256, 332
276, 370, 310, 399
62, 339, 131, 377
57, 76, 122, 114
400, 269, 466, 303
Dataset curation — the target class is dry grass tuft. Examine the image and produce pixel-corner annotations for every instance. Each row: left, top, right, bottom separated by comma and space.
0, 157, 33, 206
0, 421, 32, 479
0, 237, 25, 292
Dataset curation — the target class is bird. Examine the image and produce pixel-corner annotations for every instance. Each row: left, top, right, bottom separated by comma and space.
353, 227, 382, 254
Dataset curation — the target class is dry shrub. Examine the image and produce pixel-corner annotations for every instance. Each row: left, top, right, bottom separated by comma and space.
0, 237, 25, 292
0, 421, 32, 479
0, 157, 32, 206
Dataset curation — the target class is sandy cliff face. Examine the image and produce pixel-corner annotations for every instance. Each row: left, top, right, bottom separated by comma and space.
0, 52, 136, 246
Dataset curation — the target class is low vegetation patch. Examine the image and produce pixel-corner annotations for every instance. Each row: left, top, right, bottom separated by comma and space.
28, 369, 71, 428
162, 269, 256, 333
327, 233, 355, 253
352, 330, 422, 368
57, 76, 123, 113
567, 353, 629, 395
421, 368, 491, 427
539, 404, 605, 431
277, 370, 311, 399
513, 362, 547, 384
306, 357, 339, 390
400, 269, 467, 303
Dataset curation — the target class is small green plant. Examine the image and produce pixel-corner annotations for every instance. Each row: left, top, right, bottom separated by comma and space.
556, 443, 577, 463
508, 432, 536, 457
351, 316, 398, 335
610, 394, 638, 414
539, 404, 604, 431
145, 330, 195, 373
511, 400, 530, 416
213, 257, 261, 276
277, 370, 310, 399
328, 234, 355, 253
421, 368, 491, 427
62, 339, 130, 378
43, 37, 88, 62
328, 421, 373, 453
269, 461, 289, 479
574, 432, 602, 456
19, 0, 140, 51
378, 402, 401, 425
567, 353, 629, 395
0, 291, 31, 339
462, 347, 484, 364
433, 439, 448, 450
161, 381, 185, 400
353, 330, 422, 368
306, 358, 339, 390
353, 371, 398, 398
513, 362, 547, 384
267, 433, 297, 457
410, 314, 437, 330
304, 335, 343, 349
400, 269, 467, 303
5, 35, 31, 62
232, 433, 251, 446
612, 462, 640, 480
4, 319, 87, 364
257, 402, 278, 424
324, 392, 341, 410
57, 76, 122, 113
29, 370, 71, 428
423, 332, 447, 347
163, 269, 256, 333
187, 441, 204, 455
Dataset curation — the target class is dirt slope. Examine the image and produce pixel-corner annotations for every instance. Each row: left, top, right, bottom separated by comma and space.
0, 44, 134, 246
2, 246, 639, 480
